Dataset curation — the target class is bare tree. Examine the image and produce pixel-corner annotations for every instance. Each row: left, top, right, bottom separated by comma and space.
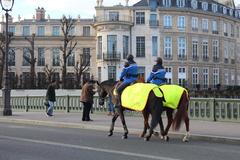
59, 15, 77, 88
44, 64, 56, 84
24, 33, 36, 89
74, 53, 91, 88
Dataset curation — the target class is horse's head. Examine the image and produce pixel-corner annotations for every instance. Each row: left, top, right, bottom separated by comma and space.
96, 80, 117, 106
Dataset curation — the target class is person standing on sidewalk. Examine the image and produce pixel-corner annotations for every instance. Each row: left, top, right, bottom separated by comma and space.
80, 80, 96, 121
46, 80, 57, 117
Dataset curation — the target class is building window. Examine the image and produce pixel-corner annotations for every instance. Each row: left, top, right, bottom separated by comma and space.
37, 26, 45, 36
192, 67, 198, 88
52, 48, 60, 66
152, 36, 158, 56
165, 67, 172, 84
98, 67, 101, 82
69, 26, 75, 36
223, 23, 227, 36
177, 16, 185, 29
177, 0, 185, 7
163, 0, 171, 7
22, 48, 30, 66
224, 69, 229, 85
237, 26, 239, 38
37, 48, 45, 66
107, 35, 117, 55
136, 12, 145, 24
136, 36, 145, 57
52, 26, 60, 36
191, 17, 198, 31
212, 40, 219, 61
149, 14, 158, 26
178, 67, 186, 86
109, 12, 119, 21
123, 35, 129, 59
230, 24, 234, 37
202, 19, 208, 32
192, 39, 198, 60
224, 44, 228, 63
83, 26, 90, 36
164, 36, 172, 59
8, 48, 15, 66
108, 66, 116, 81
22, 26, 30, 36
202, 40, 208, 60
83, 48, 90, 66
97, 36, 102, 59
212, 4, 217, 13
212, 20, 218, 34
213, 68, 219, 88
163, 15, 172, 28
67, 51, 75, 66
178, 37, 186, 59
8, 26, 15, 35
202, 2, 208, 11
203, 68, 209, 89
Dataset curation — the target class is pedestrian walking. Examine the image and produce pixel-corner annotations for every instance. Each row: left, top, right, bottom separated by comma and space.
45, 80, 57, 117
80, 80, 96, 121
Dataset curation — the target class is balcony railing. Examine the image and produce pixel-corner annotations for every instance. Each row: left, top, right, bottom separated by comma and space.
94, 15, 133, 25
178, 55, 187, 60
202, 56, 209, 61
213, 56, 220, 62
149, 20, 159, 27
192, 55, 199, 61
103, 52, 121, 61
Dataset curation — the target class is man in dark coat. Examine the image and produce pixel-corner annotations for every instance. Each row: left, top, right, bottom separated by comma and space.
80, 80, 96, 121
46, 80, 56, 116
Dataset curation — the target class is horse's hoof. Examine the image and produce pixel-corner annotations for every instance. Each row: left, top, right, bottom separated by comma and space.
164, 136, 169, 141
108, 132, 113, 137
153, 131, 159, 137
139, 134, 145, 138
183, 137, 189, 142
144, 137, 149, 141
122, 135, 128, 139
160, 136, 164, 140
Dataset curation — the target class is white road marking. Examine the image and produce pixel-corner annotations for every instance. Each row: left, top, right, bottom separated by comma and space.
0, 135, 180, 160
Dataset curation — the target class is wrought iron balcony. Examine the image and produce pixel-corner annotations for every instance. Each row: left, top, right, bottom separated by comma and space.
192, 55, 199, 61
213, 56, 220, 62
178, 55, 187, 60
103, 52, 121, 61
149, 20, 159, 27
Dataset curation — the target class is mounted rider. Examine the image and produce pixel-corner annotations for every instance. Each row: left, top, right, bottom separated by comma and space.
116, 54, 138, 103
147, 57, 166, 85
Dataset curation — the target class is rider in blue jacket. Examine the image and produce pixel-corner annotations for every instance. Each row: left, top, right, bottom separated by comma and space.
117, 54, 138, 97
147, 57, 166, 85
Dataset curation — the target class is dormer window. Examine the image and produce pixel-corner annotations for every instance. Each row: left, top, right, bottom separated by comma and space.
202, 2, 208, 11
163, 0, 171, 7
235, 10, 238, 18
212, 4, 217, 13
191, 0, 198, 9
177, 0, 185, 8
223, 7, 227, 15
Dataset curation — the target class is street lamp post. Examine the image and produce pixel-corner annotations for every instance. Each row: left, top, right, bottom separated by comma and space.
0, 0, 14, 116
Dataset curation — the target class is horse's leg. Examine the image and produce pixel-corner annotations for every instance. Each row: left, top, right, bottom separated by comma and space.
108, 112, 119, 136
118, 106, 128, 139
162, 109, 173, 141
183, 110, 190, 142
140, 109, 150, 138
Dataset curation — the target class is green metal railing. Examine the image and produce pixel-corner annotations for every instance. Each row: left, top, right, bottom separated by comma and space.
1, 96, 239, 122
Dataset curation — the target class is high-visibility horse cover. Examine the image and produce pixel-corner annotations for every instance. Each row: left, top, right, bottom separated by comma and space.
121, 83, 163, 111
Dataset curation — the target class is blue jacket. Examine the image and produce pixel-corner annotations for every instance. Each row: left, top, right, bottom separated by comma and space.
147, 64, 166, 85
119, 61, 138, 84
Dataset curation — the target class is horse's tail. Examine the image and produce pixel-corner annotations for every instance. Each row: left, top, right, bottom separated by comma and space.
172, 90, 189, 131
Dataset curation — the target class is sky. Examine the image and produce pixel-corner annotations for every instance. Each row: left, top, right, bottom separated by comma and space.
0, 0, 240, 21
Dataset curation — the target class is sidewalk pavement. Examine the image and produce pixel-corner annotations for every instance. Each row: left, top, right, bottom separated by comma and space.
0, 112, 240, 144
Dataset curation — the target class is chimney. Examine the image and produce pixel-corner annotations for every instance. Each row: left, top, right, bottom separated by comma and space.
99, 0, 103, 6
36, 7, 46, 21
125, 0, 129, 6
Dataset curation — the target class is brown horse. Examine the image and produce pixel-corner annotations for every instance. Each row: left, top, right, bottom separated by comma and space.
141, 85, 190, 142
97, 80, 165, 141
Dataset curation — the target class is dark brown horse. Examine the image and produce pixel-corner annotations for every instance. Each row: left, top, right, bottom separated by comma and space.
97, 80, 165, 141
141, 85, 190, 142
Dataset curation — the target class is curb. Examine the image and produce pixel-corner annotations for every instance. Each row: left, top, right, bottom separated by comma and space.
0, 118, 240, 145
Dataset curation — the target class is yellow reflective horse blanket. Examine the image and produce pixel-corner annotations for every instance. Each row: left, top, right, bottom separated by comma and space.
159, 84, 188, 110
121, 83, 163, 111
